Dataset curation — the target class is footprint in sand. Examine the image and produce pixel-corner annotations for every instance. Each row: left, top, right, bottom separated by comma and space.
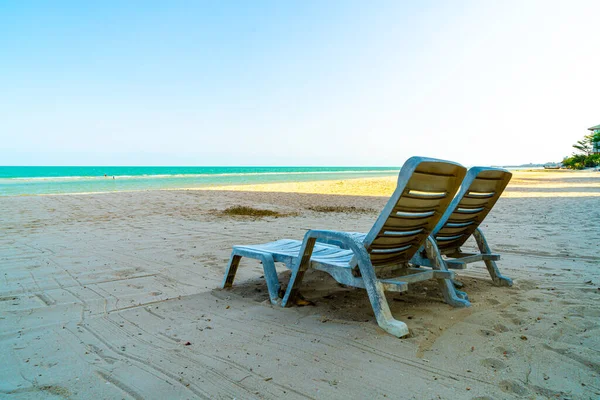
495, 346, 515, 356
559, 300, 577, 305
485, 298, 500, 305
481, 358, 507, 370
478, 329, 496, 337
499, 380, 528, 395
501, 312, 524, 325
126, 284, 144, 290
528, 297, 543, 302
493, 324, 510, 333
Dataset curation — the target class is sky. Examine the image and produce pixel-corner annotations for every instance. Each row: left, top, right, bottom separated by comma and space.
1, 0, 599, 166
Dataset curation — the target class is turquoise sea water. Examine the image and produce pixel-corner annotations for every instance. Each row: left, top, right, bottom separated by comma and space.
0, 166, 401, 196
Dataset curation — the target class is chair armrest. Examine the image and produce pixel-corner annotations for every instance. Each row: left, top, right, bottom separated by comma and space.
303, 230, 370, 261
314, 231, 367, 250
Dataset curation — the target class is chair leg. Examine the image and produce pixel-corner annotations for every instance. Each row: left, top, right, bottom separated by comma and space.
353, 250, 410, 338
222, 253, 241, 289
222, 249, 281, 305
425, 237, 471, 307
281, 238, 317, 307
473, 228, 513, 287
362, 273, 411, 338
259, 253, 281, 305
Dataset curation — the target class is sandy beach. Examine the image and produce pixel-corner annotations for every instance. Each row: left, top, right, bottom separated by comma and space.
1, 169, 599, 399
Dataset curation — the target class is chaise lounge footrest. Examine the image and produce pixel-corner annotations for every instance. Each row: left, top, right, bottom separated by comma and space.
446, 253, 501, 263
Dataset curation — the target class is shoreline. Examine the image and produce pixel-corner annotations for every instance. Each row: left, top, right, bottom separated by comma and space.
2, 169, 599, 198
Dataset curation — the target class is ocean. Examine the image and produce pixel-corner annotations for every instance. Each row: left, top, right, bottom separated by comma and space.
0, 166, 401, 196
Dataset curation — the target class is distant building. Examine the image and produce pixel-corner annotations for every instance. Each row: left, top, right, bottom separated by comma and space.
589, 124, 600, 154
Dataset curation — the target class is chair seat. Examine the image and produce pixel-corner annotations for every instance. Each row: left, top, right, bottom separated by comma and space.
235, 239, 354, 269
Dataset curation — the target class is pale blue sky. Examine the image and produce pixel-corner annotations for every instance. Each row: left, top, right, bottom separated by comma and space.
1, 0, 599, 166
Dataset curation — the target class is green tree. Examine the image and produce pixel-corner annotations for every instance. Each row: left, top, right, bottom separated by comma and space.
572, 133, 594, 156
562, 131, 600, 169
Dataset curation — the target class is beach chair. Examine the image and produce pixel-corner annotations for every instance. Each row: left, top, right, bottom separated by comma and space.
221, 157, 470, 338
411, 167, 513, 286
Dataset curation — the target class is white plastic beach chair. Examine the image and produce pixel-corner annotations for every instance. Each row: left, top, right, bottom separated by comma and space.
411, 167, 513, 286
221, 157, 470, 338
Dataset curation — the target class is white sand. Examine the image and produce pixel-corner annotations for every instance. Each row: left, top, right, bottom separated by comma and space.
1, 170, 599, 399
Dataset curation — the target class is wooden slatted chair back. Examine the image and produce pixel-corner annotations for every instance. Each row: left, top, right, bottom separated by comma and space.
432, 167, 512, 253
362, 157, 467, 267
